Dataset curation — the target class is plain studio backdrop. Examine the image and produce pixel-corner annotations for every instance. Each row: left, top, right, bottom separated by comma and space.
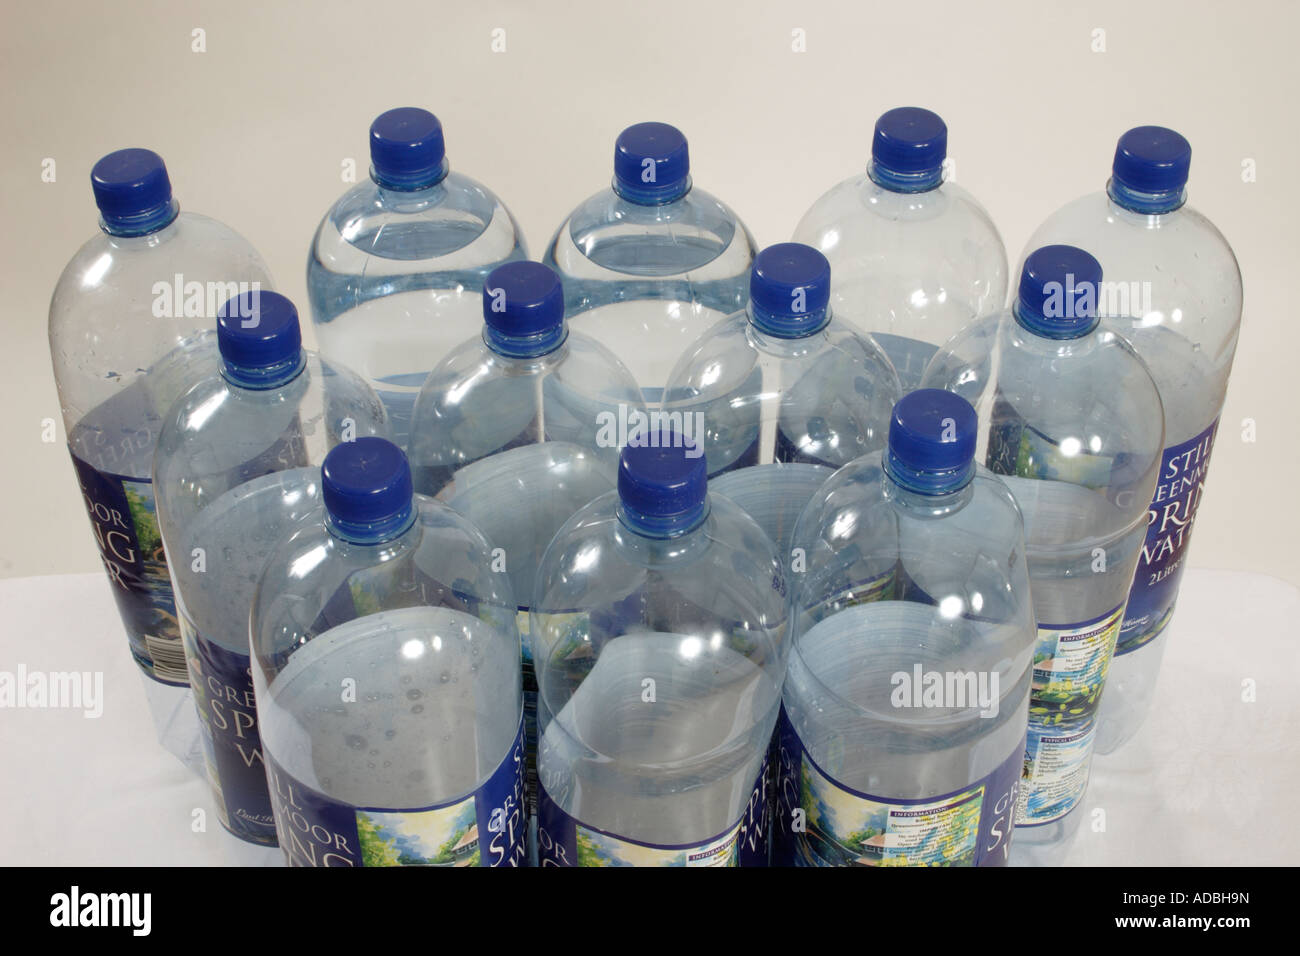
0, 0, 1295, 589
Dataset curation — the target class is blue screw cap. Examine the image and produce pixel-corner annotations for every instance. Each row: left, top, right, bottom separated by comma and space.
749, 243, 832, 338
370, 108, 448, 190
871, 108, 947, 192
1110, 126, 1191, 211
217, 290, 304, 388
613, 122, 690, 204
618, 430, 708, 537
322, 438, 415, 544
482, 262, 566, 357
91, 148, 178, 236
886, 389, 977, 495
1016, 245, 1103, 339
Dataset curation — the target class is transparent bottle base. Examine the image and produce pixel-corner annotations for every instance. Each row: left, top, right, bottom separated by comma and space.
139, 673, 205, 778
1008, 804, 1084, 866
1095, 636, 1168, 755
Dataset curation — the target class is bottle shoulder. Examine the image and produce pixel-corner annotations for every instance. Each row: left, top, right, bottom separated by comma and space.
544, 184, 757, 281
311, 171, 526, 268
796, 174, 1006, 250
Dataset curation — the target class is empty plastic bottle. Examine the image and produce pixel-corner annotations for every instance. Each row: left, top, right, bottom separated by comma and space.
307, 108, 528, 446
251, 438, 526, 867
921, 247, 1164, 858
543, 122, 757, 402
408, 260, 643, 840
1023, 127, 1242, 753
775, 390, 1035, 867
794, 107, 1008, 390
532, 431, 788, 866
154, 290, 387, 845
48, 148, 273, 770
664, 242, 901, 558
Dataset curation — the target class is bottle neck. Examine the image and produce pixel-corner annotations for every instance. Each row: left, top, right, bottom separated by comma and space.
883, 453, 975, 502
614, 503, 711, 562
99, 198, 180, 238
327, 502, 418, 546
370, 158, 450, 193
868, 160, 943, 194
483, 324, 568, 360
221, 351, 307, 390
748, 305, 832, 342
612, 175, 692, 206
1107, 177, 1186, 215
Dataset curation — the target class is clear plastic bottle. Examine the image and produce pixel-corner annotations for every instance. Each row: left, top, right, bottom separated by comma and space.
543, 122, 758, 403
532, 431, 788, 866
793, 107, 1008, 390
408, 260, 643, 843
154, 291, 388, 845
664, 242, 901, 558
250, 438, 526, 867
1022, 127, 1242, 753
775, 390, 1036, 867
921, 247, 1164, 860
48, 148, 273, 770
307, 108, 528, 446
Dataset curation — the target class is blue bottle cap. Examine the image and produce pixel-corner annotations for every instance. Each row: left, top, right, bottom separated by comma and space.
613, 122, 691, 205
1015, 245, 1103, 339
370, 108, 448, 190
217, 290, 305, 388
482, 262, 566, 357
1109, 126, 1190, 213
870, 108, 947, 193
618, 430, 708, 537
885, 389, 977, 495
322, 437, 415, 543
90, 148, 178, 236
749, 243, 832, 338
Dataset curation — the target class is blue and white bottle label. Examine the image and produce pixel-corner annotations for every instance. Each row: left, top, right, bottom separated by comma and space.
1118, 419, 1218, 655
180, 613, 275, 845
1017, 604, 1123, 826
773, 707, 1020, 866
536, 753, 770, 867
68, 451, 186, 684
267, 716, 528, 867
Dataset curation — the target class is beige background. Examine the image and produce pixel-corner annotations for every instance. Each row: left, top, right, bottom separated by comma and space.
1, 0, 1295, 585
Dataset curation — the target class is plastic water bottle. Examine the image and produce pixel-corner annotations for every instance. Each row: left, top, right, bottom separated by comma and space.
543, 122, 757, 402
793, 107, 1008, 390
664, 242, 901, 558
48, 148, 273, 771
408, 260, 643, 842
921, 247, 1164, 859
153, 291, 387, 845
775, 390, 1035, 867
532, 431, 788, 866
1022, 127, 1243, 753
250, 438, 526, 867
307, 108, 528, 446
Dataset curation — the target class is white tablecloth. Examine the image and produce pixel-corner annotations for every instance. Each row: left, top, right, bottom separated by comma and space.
1, 569, 1295, 866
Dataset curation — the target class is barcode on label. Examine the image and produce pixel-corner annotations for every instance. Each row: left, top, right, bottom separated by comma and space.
144, 633, 190, 684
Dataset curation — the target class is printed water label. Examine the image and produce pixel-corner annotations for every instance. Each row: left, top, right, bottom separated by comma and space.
1016, 603, 1123, 825
1118, 419, 1218, 654
181, 613, 276, 845
69, 452, 186, 684
536, 754, 768, 867
773, 706, 1020, 866
267, 716, 527, 867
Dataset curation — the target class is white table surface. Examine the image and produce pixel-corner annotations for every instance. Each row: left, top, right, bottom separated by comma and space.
1, 568, 1295, 866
